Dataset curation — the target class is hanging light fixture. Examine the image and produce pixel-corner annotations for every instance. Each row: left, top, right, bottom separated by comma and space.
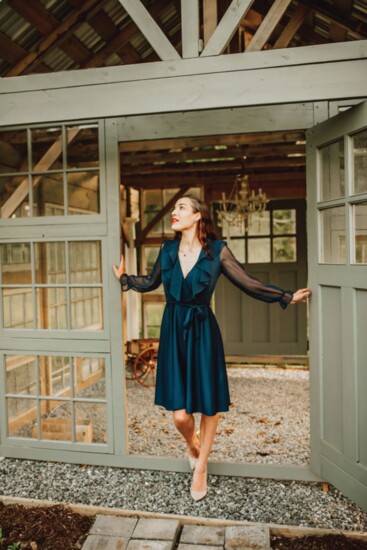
216, 174, 269, 232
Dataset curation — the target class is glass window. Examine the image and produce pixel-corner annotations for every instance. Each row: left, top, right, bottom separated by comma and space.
320, 140, 344, 200
69, 241, 101, 284
1, 242, 31, 284
247, 211, 270, 236
144, 302, 164, 338
6, 355, 36, 396
226, 239, 245, 263
320, 207, 346, 264
66, 125, 99, 169
0, 129, 28, 173
36, 288, 68, 329
35, 242, 66, 284
248, 238, 271, 263
0, 175, 31, 219
354, 202, 367, 264
273, 209, 296, 235
33, 173, 64, 216
2, 288, 34, 328
67, 171, 99, 215
70, 287, 103, 329
273, 237, 297, 262
31, 127, 63, 171
353, 130, 367, 195
1, 123, 101, 219
5, 354, 108, 445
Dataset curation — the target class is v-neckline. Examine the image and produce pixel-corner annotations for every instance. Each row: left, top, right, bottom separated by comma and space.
177, 246, 203, 280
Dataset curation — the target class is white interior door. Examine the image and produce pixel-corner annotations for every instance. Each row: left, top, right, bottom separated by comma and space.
307, 101, 367, 511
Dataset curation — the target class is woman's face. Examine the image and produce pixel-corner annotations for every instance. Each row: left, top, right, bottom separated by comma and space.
171, 197, 201, 232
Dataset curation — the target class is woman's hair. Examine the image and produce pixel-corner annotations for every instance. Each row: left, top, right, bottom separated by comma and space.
174, 194, 218, 257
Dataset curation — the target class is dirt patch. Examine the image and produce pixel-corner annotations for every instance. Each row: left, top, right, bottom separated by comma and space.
271, 533, 367, 549
0, 502, 94, 550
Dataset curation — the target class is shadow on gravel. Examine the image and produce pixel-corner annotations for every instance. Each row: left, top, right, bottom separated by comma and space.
271, 534, 367, 549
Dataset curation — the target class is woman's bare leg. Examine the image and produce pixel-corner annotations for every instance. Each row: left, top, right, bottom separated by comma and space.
173, 409, 200, 458
191, 413, 219, 492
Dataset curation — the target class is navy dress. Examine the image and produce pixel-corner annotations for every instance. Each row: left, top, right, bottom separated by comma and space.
120, 239, 293, 416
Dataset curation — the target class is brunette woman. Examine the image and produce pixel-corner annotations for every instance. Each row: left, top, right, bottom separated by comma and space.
113, 195, 311, 501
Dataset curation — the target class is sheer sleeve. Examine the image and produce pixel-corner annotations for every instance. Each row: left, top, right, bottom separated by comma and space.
220, 243, 293, 309
120, 243, 163, 293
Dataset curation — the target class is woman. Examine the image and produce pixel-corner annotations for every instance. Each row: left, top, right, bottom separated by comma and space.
113, 195, 311, 501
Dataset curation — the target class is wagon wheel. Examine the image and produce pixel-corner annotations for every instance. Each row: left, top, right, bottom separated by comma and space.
133, 346, 158, 387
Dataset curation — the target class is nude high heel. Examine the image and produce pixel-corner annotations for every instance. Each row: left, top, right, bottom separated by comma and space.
190, 468, 207, 501
187, 430, 200, 470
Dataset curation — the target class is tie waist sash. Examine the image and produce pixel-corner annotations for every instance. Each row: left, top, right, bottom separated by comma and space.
166, 302, 210, 342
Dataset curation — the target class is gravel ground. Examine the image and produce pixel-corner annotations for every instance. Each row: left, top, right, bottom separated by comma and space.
0, 458, 366, 532
127, 366, 310, 465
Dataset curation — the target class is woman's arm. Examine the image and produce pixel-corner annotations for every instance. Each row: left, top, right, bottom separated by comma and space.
112, 243, 163, 293
220, 243, 310, 309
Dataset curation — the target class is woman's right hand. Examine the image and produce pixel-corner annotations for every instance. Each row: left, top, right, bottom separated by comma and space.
112, 254, 126, 280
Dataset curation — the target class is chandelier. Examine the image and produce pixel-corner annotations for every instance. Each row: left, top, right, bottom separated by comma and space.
216, 174, 269, 232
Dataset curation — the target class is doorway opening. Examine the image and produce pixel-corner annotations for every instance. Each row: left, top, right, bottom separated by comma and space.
118, 129, 310, 468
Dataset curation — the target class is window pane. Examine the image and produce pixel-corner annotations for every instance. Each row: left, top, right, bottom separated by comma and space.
0, 175, 31, 218
320, 140, 344, 200
7, 397, 37, 438
39, 356, 71, 396
3, 288, 34, 328
353, 130, 367, 195
354, 202, 367, 264
273, 209, 296, 235
35, 242, 66, 284
31, 127, 63, 171
39, 401, 72, 441
74, 402, 107, 444
248, 238, 271, 263
1, 243, 31, 284
36, 288, 68, 329
273, 237, 297, 262
69, 241, 101, 283
221, 219, 245, 238
6, 355, 36, 396
226, 239, 245, 263
67, 171, 99, 214
0, 129, 28, 173
320, 207, 346, 264
66, 125, 99, 169
74, 357, 106, 399
143, 189, 162, 234
144, 303, 164, 338
247, 211, 270, 236
32, 173, 64, 216
70, 287, 103, 329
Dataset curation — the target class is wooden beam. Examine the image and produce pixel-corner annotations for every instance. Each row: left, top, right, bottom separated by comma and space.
1, 128, 80, 219
121, 144, 306, 164
203, 0, 218, 45
135, 185, 190, 244
273, 4, 309, 49
119, 132, 306, 153
246, 0, 293, 52
117, 0, 180, 61
201, 0, 255, 57
5, 0, 108, 76
0, 32, 49, 73
122, 157, 306, 176
82, 0, 172, 69
181, 0, 199, 58
8, 0, 90, 66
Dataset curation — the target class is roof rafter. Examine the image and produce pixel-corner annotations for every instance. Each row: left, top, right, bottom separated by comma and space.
117, 0, 180, 60
5, 0, 110, 77
181, 0, 199, 58
201, 0, 255, 57
246, 0, 293, 52
273, 3, 309, 49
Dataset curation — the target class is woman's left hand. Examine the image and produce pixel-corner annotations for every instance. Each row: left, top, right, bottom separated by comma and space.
291, 288, 311, 304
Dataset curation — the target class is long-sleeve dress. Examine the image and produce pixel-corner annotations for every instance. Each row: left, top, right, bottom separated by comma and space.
120, 238, 293, 416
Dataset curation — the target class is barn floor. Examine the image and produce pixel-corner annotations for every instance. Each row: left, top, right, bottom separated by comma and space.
127, 365, 310, 465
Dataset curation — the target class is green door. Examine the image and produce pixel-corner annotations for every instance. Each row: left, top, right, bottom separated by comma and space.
307, 101, 367, 511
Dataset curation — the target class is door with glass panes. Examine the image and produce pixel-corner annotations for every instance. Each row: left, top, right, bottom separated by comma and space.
0, 122, 118, 459
307, 101, 367, 511
215, 199, 308, 356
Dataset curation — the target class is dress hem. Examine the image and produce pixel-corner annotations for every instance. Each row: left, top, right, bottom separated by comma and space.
154, 401, 230, 416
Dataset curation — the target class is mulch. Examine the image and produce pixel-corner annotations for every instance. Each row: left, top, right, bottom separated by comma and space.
0, 502, 95, 550
271, 534, 367, 549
